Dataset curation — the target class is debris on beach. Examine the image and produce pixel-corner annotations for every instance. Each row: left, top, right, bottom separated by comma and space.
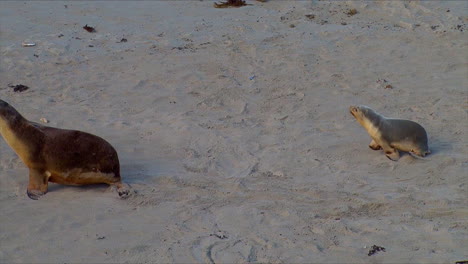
40, 118, 49, 123
367, 245, 386, 256
376, 79, 394, 89
455, 24, 464, 32
83, 24, 96, 33
118, 38, 128, 43
210, 231, 228, 239
346, 8, 358, 16
214, 0, 249, 8
305, 14, 315, 20
8, 84, 29, 93
455, 261, 468, 264
22, 42, 36, 47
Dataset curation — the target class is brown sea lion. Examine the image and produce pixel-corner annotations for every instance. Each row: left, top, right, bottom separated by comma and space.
349, 105, 430, 161
0, 99, 129, 199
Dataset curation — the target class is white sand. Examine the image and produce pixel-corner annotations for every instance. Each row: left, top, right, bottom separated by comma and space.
0, 1, 467, 263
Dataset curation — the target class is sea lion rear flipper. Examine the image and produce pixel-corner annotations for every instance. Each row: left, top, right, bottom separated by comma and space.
27, 169, 48, 200
384, 149, 400, 161
110, 182, 131, 199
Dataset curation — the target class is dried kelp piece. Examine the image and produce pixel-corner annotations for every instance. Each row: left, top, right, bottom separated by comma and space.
22, 42, 36, 47
214, 0, 250, 8
8, 84, 29, 93
368, 245, 386, 256
346, 9, 358, 16
83, 24, 96, 33
209, 233, 228, 239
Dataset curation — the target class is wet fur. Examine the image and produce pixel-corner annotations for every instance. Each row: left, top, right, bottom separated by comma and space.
350, 105, 430, 160
0, 99, 126, 199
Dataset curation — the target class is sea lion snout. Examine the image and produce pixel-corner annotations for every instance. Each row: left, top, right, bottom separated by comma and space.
0, 99, 10, 113
349, 106, 358, 117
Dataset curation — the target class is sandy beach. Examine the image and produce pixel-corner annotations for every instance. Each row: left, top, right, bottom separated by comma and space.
0, 1, 467, 263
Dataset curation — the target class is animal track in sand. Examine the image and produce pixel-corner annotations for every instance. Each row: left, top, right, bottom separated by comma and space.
191, 233, 259, 263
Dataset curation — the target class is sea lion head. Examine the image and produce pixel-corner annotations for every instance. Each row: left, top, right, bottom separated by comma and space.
349, 105, 362, 118
0, 99, 24, 123
349, 105, 385, 138
349, 105, 379, 121
0, 99, 10, 111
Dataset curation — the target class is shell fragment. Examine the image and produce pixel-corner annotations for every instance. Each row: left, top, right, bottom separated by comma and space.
22, 42, 36, 47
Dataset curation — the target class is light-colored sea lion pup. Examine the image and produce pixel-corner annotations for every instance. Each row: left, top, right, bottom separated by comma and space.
349, 105, 430, 161
0, 99, 129, 199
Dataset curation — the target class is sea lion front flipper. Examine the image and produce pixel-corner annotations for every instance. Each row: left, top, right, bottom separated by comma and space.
27, 169, 48, 200
369, 139, 382, 150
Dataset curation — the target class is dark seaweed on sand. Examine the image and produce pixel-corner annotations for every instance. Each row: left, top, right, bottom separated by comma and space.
8, 84, 29, 93
368, 245, 386, 256
213, 0, 249, 8
83, 24, 96, 33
